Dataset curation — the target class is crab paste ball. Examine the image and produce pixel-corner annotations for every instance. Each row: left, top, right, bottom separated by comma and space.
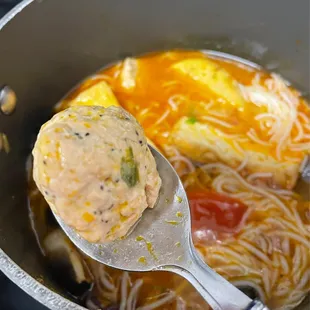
32, 106, 161, 243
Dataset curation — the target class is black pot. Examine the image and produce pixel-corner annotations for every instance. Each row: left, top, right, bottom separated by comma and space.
0, 0, 309, 309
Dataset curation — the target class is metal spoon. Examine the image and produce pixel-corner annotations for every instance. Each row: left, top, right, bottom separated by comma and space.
53, 146, 268, 310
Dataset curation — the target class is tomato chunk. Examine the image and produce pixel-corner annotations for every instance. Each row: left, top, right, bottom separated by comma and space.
188, 190, 248, 242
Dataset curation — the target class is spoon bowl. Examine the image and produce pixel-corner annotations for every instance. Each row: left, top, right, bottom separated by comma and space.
53, 146, 268, 310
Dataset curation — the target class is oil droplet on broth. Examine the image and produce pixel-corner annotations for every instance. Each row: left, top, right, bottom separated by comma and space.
176, 211, 184, 217
175, 242, 181, 247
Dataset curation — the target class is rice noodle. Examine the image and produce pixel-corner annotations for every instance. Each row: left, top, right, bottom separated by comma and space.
175, 296, 187, 310
247, 128, 270, 146
153, 110, 170, 127
137, 292, 176, 310
169, 155, 196, 173
200, 116, 235, 128
238, 240, 273, 265
293, 119, 304, 142
98, 266, 116, 291
89, 73, 113, 82
231, 280, 266, 302
202, 163, 292, 217
232, 140, 245, 154
120, 272, 130, 310
267, 231, 309, 248
127, 279, 143, 310
247, 172, 273, 183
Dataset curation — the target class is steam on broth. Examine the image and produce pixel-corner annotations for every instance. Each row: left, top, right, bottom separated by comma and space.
28, 50, 310, 310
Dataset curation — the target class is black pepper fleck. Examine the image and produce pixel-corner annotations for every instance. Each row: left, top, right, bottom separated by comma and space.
108, 204, 114, 210
44, 191, 49, 195
105, 220, 108, 223
115, 179, 120, 183
99, 210, 103, 215
43, 160, 47, 165
99, 114, 103, 117
139, 140, 143, 145
111, 148, 115, 152
74, 132, 83, 139
135, 130, 139, 136
94, 211, 97, 215
85, 132, 90, 136
100, 185, 104, 191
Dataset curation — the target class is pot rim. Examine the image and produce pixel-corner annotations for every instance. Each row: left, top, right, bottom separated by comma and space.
0, 3, 84, 309
0, 249, 85, 310
0, 0, 32, 31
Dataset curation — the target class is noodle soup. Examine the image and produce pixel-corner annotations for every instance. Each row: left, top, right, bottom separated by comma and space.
29, 50, 310, 309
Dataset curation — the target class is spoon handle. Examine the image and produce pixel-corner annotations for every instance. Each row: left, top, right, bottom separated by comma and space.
166, 240, 269, 310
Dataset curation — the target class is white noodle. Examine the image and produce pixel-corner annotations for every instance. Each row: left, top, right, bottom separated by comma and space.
295, 269, 310, 290
238, 240, 273, 265
274, 280, 291, 297
200, 116, 234, 128
85, 298, 100, 310
137, 292, 176, 310
162, 80, 181, 88
266, 187, 294, 197
89, 74, 113, 82
176, 296, 187, 310
127, 279, 143, 310
268, 231, 309, 248
167, 95, 180, 110
265, 217, 298, 234
247, 172, 273, 183
270, 266, 279, 289
153, 110, 170, 127
231, 280, 266, 302
233, 140, 245, 154
247, 128, 270, 146
293, 119, 304, 142
255, 113, 280, 121
234, 207, 253, 233
99, 266, 115, 291
208, 109, 228, 118
120, 272, 129, 310
262, 267, 271, 297
210, 247, 246, 264
217, 264, 247, 276
256, 236, 268, 253
214, 129, 242, 139
169, 156, 195, 173
281, 237, 290, 256
291, 206, 308, 236
289, 143, 310, 151
202, 163, 292, 217
279, 255, 289, 275
292, 245, 302, 279
138, 108, 151, 118
298, 112, 310, 123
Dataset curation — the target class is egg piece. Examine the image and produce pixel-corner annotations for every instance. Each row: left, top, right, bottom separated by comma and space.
172, 117, 301, 189
172, 58, 246, 111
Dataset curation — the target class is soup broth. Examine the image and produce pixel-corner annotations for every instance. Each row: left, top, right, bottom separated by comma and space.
29, 50, 310, 309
